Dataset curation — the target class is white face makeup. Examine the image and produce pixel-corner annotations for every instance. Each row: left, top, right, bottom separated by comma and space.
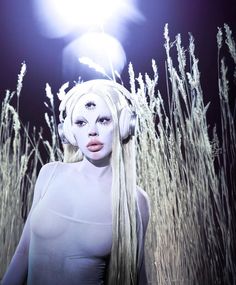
71, 93, 114, 162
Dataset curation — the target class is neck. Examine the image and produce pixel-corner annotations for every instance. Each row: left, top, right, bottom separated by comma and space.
79, 155, 112, 179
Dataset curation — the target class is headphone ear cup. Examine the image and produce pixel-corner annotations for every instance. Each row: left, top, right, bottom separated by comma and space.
58, 122, 70, 144
63, 117, 77, 146
119, 107, 133, 140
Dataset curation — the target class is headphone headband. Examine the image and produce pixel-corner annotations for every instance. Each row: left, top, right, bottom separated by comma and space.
59, 79, 135, 123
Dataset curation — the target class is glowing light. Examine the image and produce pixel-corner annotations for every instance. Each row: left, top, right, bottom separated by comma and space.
33, 0, 143, 80
62, 33, 126, 78
33, 0, 143, 38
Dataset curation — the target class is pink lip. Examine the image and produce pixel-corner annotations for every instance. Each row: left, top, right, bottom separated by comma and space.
86, 139, 104, 152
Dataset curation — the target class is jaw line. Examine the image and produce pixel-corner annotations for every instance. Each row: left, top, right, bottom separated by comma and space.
85, 153, 111, 167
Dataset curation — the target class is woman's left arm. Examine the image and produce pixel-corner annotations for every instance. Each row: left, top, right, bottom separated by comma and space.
136, 187, 150, 285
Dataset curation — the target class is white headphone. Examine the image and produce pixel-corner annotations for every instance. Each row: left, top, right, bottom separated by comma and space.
58, 79, 137, 146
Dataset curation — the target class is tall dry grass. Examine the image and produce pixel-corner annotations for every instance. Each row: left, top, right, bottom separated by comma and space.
0, 63, 43, 277
0, 25, 235, 285
132, 24, 236, 284
41, 83, 64, 162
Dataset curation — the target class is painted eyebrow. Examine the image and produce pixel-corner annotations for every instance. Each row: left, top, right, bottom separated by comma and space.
85, 101, 96, 110
73, 114, 111, 123
96, 115, 112, 121
73, 116, 87, 122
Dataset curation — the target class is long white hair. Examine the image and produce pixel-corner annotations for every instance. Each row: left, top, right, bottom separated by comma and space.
60, 80, 139, 284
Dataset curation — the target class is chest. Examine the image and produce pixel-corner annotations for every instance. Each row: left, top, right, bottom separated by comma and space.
30, 173, 112, 257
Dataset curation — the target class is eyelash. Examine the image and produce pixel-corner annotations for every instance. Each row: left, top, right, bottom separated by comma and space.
98, 117, 111, 125
75, 120, 86, 127
74, 117, 111, 127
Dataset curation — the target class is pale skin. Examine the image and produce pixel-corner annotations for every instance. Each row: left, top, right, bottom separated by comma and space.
1, 93, 149, 285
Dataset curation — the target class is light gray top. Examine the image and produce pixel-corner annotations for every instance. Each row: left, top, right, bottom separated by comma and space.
2, 161, 150, 285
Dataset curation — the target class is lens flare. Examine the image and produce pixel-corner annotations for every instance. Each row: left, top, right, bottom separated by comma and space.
33, 0, 143, 38
62, 33, 126, 79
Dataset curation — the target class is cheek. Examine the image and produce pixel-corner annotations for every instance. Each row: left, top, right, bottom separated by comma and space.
101, 126, 114, 146
72, 126, 87, 146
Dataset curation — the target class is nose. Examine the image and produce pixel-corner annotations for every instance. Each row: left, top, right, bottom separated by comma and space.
88, 124, 98, 137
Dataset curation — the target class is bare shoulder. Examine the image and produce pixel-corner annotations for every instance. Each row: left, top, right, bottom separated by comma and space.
136, 186, 150, 233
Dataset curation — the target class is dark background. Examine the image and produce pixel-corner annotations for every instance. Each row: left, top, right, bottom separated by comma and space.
0, 0, 235, 131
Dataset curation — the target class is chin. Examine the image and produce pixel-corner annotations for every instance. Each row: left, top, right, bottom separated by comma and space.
85, 151, 112, 162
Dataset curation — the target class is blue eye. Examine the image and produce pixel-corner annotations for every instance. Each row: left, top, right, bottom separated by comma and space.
98, 117, 111, 125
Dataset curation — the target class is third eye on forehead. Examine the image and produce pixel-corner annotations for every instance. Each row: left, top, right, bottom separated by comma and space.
85, 101, 96, 110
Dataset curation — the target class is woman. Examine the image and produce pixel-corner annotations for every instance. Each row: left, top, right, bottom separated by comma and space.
2, 79, 150, 285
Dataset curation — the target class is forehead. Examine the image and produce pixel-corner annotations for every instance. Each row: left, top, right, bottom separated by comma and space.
72, 93, 111, 116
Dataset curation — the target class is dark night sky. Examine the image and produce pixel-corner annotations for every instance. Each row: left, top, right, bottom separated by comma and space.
0, 0, 235, 131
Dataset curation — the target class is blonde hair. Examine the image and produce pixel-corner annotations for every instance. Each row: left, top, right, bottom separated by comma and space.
61, 81, 138, 284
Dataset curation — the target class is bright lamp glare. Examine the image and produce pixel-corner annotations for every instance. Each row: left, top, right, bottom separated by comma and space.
43, 0, 119, 27
33, 0, 142, 38
69, 0, 120, 26
63, 33, 126, 78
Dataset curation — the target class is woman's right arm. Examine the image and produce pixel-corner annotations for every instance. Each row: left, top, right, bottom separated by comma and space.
1, 163, 55, 285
